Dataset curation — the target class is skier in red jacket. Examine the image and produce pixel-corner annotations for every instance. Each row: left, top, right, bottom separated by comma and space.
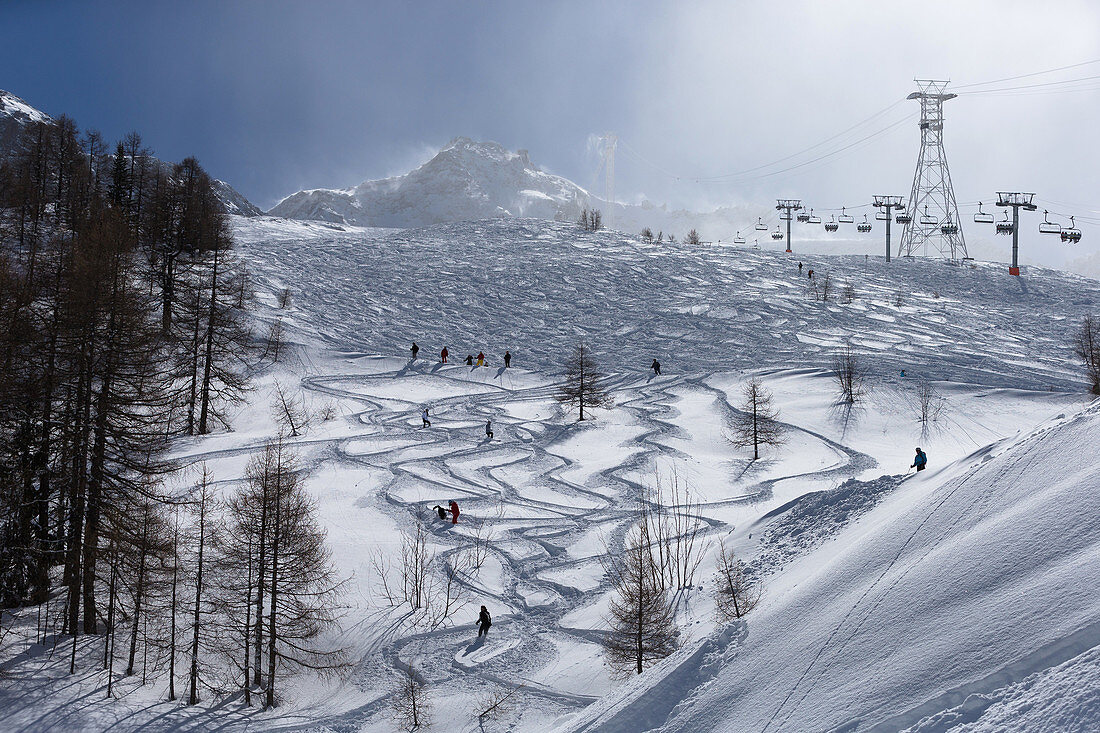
449, 500, 460, 525
441, 346, 449, 363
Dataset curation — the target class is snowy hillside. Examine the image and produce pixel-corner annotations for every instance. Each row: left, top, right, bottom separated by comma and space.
1, 215, 1097, 732
268, 137, 768, 236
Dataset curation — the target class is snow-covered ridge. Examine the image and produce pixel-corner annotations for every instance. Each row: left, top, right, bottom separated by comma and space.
268, 136, 592, 227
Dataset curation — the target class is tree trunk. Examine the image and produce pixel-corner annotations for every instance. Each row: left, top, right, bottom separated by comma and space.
189, 490, 206, 705
198, 246, 220, 434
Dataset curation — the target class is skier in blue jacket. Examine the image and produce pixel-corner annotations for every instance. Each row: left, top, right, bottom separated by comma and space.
912, 447, 927, 472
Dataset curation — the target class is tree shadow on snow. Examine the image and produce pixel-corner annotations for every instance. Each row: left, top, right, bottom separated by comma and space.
829, 401, 866, 438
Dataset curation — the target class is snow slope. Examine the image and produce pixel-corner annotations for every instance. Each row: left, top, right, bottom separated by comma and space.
0, 215, 1097, 732
562, 404, 1100, 732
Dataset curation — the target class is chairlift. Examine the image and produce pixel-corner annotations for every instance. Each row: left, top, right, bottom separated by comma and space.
734, 230, 746, 244
857, 214, 872, 233
973, 202, 994, 225
807, 209, 821, 225
824, 215, 839, 233
1039, 210, 1061, 235
919, 205, 937, 226
771, 226, 784, 241
875, 210, 888, 221
780, 211, 792, 221
995, 211, 1014, 235
1060, 216, 1082, 243
755, 217, 768, 231
797, 210, 810, 223
895, 212, 912, 225
838, 207, 854, 224
940, 219, 958, 236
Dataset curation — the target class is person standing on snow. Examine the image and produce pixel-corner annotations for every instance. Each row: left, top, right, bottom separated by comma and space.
798, 262, 803, 275
465, 354, 474, 366
449, 500, 460, 525
911, 447, 927, 472
504, 351, 511, 368
441, 346, 449, 363
476, 351, 485, 367
477, 605, 492, 638
411, 342, 419, 360
652, 359, 661, 376
422, 407, 431, 428
485, 420, 493, 440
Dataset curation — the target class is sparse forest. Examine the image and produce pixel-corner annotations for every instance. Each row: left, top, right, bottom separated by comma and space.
0, 111, 341, 708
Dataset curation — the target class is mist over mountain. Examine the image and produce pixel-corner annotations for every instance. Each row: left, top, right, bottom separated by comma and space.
268, 136, 769, 239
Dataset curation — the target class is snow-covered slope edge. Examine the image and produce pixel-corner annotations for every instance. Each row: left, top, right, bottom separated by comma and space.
559, 404, 1100, 733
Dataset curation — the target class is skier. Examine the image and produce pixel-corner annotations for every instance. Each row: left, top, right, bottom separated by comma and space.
652, 358, 661, 376
911, 447, 927, 472
900, 369, 907, 377
432, 505, 447, 521
441, 346, 449, 363
411, 342, 419, 360
449, 500, 460, 525
504, 350, 511, 368
485, 419, 493, 440
476, 351, 485, 367
465, 354, 474, 366
808, 269, 815, 279
798, 262, 803, 275
422, 407, 431, 428
477, 605, 492, 638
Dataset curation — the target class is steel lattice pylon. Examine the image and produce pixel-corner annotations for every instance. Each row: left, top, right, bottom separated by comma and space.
898, 80, 967, 261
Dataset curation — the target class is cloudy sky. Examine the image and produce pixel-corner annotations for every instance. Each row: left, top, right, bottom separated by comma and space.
4, 0, 1098, 255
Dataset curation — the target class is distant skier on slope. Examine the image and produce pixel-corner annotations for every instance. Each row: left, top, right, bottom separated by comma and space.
465, 354, 474, 366
485, 419, 493, 440
422, 407, 431, 428
652, 359, 661, 376
449, 500, 460, 524
433, 504, 448, 521
911, 447, 927, 472
798, 262, 803, 275
411, 342, 419, 360
477, 605, 492, 638
504, 350, 511, 368
441, 346, 449, 363
477, 351, 485, 367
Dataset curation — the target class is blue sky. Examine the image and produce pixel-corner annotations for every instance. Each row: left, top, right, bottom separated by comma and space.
4, 0, 1099, 218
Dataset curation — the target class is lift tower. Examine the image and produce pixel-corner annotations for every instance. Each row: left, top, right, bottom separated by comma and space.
898, 80, 967, 261
776, 199, 803, 254
996, 192, 1037, 276
873, 195, 905, 263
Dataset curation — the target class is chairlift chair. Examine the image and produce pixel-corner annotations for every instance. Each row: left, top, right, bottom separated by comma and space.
838, 207, 854, 224
940, 219, 958, 236
995, 211, 1014, 235
857, 214, 872, 233
919, 205, 938, 225
755, 217, 768, 231
1060, 216, 1082, 243
808, 209, 821, 225
780, 211, 792, 221
973, 202, 994, 225
824, 215, 839, 233
1039, 210, 1061, 235
771, 226, 784, 241
875, 210, 888, 221
895, 212, 912, 225
797, 210, 811, 223
734, 230, 746, 244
